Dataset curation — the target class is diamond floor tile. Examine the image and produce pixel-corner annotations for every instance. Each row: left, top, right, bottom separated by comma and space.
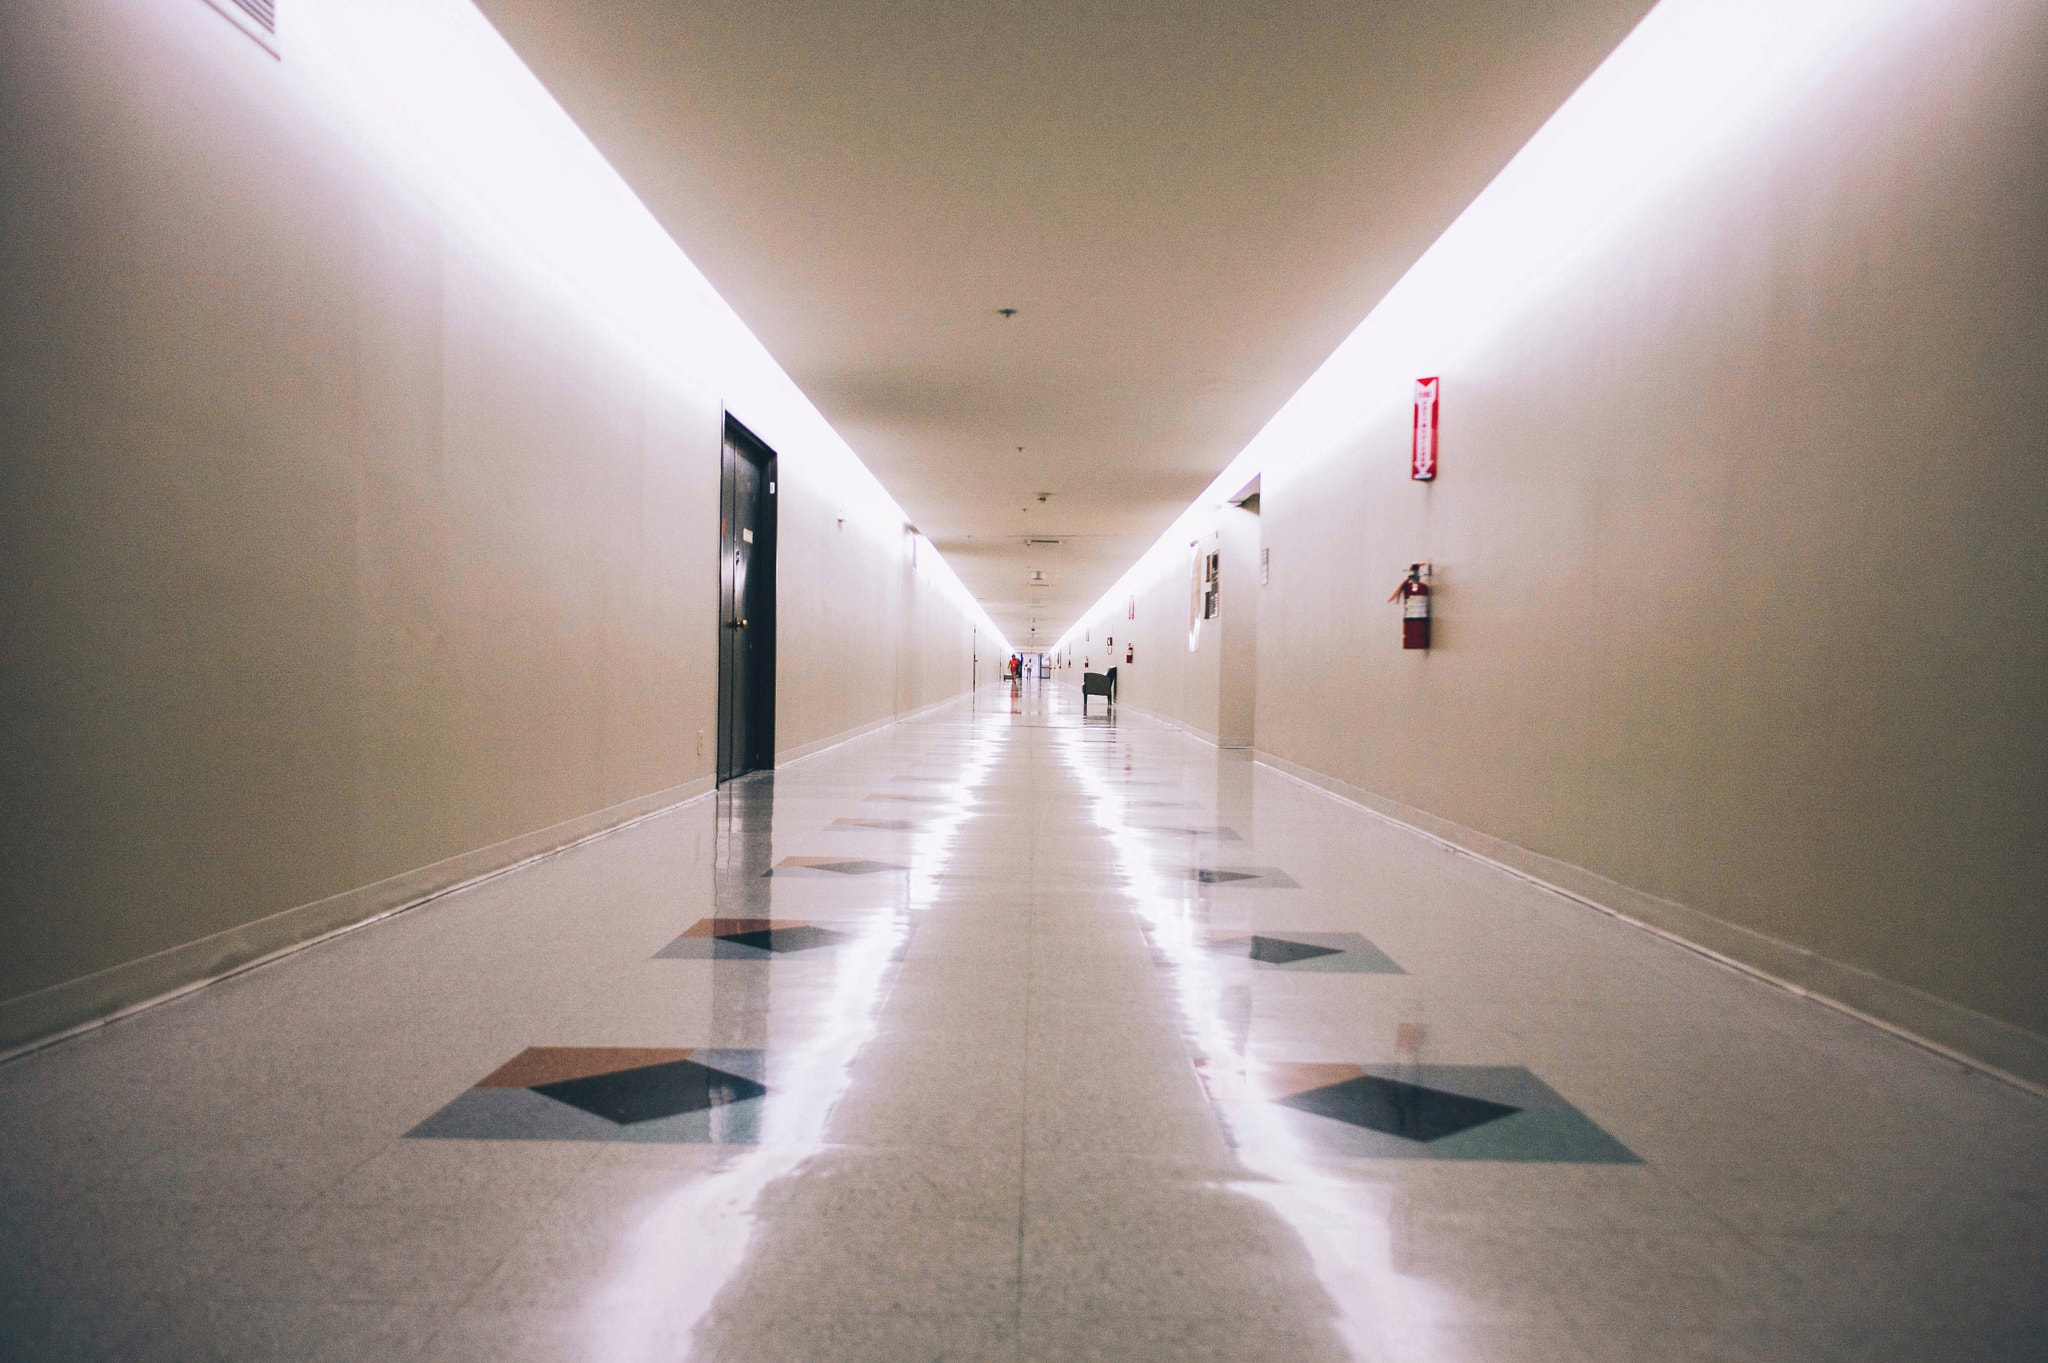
535, 1058, 768, 1125
1245, 935, 1343, 965
1277, 1074, 1519, 1142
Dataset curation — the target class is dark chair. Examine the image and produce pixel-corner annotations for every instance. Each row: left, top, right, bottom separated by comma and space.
1082, 665, 1117, 713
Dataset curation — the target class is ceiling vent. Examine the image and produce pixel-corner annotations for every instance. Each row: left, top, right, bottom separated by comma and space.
205, 0, 279, 52
1025, 538, 1064, 546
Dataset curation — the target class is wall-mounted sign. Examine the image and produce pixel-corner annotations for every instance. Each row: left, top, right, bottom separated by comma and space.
1412, 377, 1440, 481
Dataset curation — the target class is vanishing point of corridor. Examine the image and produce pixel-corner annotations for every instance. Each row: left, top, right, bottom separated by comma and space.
2, 682, 2040, 1362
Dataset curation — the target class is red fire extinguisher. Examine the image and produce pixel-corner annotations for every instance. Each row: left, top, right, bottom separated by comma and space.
1389, 564, 1431, 649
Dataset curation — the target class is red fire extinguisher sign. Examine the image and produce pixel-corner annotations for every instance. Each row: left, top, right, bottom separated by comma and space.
1412, 377, 1440, 481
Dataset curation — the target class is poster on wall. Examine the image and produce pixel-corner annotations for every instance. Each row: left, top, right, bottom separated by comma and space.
1412, 377, 1440, 481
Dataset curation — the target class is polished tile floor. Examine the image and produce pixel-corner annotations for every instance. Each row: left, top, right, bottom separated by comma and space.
2, 682, 2043, 1361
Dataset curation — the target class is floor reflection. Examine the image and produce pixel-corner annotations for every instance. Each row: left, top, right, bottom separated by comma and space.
708, 772, 778, 1050
2, 666, 2042, 1362
1054, 700, 1455, 1362
582, 717, 1004, 1361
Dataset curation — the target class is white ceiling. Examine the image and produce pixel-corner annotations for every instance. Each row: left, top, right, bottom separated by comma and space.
474, 0, 1656, 646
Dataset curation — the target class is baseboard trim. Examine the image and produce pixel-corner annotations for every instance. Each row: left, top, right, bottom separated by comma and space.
1100, 697, 1252, 751
774, 688, 982, 769
1, 686, 993, 1064
1100, 697, 1220, 748
1254, 748, 2048, 1099
0, 774, 717, 1064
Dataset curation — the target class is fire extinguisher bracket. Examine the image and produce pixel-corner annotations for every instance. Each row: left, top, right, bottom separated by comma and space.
1390, 562, 1433, 651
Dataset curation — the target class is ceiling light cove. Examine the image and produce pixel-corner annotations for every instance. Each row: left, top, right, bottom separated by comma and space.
472, 0, 1663, 646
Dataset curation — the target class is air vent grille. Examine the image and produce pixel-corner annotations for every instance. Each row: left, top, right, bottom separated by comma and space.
201, 0, 278, 52
230, 0, 275, 30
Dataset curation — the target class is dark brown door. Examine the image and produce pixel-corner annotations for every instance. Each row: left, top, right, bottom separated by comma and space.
717, 418, 777, 783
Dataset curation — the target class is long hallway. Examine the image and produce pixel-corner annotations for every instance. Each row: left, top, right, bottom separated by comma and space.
2, 682, 2040, 1362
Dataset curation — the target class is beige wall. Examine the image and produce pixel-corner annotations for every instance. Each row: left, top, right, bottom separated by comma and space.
1249, 0, 2047, 1044
1059, 503, 1259, 750
1059, 537, 1214, 741
0, 0, 983, 1047
1215, 502, 1260, 749
1057, 0, 2045, 1078
772, 477, 980, 758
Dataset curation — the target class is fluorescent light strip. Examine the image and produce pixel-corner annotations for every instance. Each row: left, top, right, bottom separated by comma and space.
1056, 0, 1930, 653
278, 0, 1010, 652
